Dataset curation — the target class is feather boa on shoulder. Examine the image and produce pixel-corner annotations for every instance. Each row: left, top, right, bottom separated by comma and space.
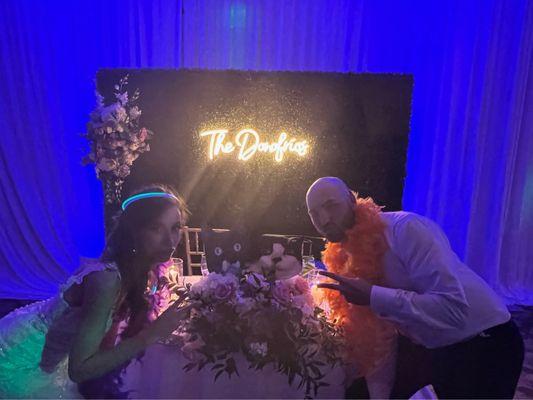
314, 195, 396, 377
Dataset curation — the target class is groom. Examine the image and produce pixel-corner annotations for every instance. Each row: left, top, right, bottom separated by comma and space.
306, 177, 523, 399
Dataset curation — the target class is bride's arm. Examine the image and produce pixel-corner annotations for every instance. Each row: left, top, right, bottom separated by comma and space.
68, 270, 146, 382
68, 269, 188, 383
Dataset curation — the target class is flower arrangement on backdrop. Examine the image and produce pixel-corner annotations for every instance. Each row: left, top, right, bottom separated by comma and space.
167, 271, 346, 398
83, 75, 153, 204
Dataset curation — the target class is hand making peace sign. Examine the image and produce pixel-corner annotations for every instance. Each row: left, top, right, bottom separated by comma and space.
317, 270, 374, 306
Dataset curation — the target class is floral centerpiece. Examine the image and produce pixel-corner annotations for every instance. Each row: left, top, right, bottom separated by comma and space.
175, 271, 345, 398
83, 75, 153, 204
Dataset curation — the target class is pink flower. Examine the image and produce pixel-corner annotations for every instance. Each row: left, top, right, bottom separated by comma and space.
129, 106, 141, 119
213, 281, 234, 301
210, 274, 238, 300
127, 130, 139, 141
114, 140, 127, 149
96, 158, 118, 172
94, 127, 105, 136
138, 127, 149, 142
272, 281, 292, 304
116, 92, 128, 105
115, 106, 127, 121
190, 273, 238, 302
292, 293, 314, 316
147, 309, 158, 322
101, 103, 121, 123
116, 164, 130, 178
291, 275, 311, 295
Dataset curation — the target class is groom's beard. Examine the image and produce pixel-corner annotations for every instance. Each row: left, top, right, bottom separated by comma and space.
323, 225, 347, 243
324, 209, 356, 243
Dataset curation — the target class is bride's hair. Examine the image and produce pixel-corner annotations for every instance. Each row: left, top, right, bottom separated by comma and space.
103, 183, 189, 339
79, 184, 189, 398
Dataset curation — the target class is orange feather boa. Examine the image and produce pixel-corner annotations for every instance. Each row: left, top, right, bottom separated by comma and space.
314, 195, 396, 377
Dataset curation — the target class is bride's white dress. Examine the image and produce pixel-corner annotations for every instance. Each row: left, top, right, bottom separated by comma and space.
0, 258, 119, 398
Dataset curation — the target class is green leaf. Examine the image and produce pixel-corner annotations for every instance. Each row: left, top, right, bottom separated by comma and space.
309, 365, 322, 377
288, 370, 296, 385
183, 362, 196, 372
214, 370, 225, 381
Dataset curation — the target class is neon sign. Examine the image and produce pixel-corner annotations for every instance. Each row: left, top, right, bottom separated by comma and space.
200, 129, 310, 162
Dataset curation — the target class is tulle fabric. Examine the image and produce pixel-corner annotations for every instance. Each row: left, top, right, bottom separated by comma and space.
0, 258, 119, 398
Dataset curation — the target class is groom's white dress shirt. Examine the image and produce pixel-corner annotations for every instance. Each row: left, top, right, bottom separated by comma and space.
365, 211, 510, 398
372, 211, 510, 347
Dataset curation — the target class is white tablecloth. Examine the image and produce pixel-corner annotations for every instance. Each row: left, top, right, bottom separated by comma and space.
121, 343, 346, 399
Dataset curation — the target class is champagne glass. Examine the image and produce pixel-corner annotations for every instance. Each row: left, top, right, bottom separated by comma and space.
169, 257, 184, 287
302, 256, 318, 286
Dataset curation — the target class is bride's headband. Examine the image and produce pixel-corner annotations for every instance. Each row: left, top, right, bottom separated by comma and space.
121, 192, 178, 211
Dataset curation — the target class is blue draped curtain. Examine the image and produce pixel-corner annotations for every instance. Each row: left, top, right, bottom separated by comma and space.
0, 0, 532, 302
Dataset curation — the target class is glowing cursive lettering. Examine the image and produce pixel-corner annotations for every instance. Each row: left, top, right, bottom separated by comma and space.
200, 128, 309, 162
200, 130, 235, 160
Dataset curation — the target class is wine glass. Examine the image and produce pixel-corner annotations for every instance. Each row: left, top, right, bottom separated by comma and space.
169, 257, 184, 287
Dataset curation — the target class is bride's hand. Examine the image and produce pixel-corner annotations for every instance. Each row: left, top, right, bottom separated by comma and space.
142, 294, 193, 344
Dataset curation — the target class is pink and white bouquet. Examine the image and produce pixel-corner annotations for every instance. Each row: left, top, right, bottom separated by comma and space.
177, 271, 345, 397
82, 75, 153, 203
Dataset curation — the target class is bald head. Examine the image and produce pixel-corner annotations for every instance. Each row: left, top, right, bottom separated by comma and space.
306, 177, 356, 242
306, 177, 352, 207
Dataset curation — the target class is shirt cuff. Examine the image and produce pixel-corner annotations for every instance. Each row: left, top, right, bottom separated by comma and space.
370, 285, 400, 317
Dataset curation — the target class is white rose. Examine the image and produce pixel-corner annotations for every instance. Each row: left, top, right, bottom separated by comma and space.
249, 342, 268, 357
129, 106, 142, 119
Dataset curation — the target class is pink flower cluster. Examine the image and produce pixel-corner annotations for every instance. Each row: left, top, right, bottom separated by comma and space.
176, 271, 344, 396
189, 272, 239, 302
83, 75, 153, 202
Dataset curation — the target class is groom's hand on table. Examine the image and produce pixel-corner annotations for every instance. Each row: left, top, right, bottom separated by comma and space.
317, 271, 373, 306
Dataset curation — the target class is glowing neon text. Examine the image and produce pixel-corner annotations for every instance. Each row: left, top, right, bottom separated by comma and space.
200, 129, 309, 162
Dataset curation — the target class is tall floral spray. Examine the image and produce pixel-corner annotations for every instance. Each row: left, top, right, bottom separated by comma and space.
83, 75, 153, 207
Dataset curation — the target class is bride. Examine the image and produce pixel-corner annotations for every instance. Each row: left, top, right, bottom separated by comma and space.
0, 185, 192, 398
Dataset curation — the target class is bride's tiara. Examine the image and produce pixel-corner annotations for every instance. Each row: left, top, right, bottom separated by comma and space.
121, 192, 178, 211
